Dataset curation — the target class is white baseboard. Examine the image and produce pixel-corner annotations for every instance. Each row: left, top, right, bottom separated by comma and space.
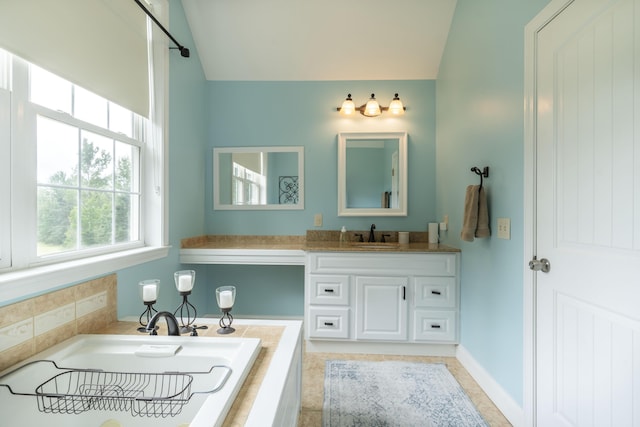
456, 345, 524, 427
305, 339, 457, 357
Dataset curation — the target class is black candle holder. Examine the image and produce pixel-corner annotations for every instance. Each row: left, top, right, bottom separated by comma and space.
172, 270, 207, 336
174, 291, 208, 336
138, 279, 160, 333
215, 285, 236, 334
217, 308, 235, 334
137, 301, 158, 333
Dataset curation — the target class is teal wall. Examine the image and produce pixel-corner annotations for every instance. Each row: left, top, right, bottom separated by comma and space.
205, 80, 437, 235
114, 3, 439, 321
435, 0, 550, 406
112, 16, 439, 319
202, 80, 436, 317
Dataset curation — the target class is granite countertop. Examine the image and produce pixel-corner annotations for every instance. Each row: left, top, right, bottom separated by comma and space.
181, 231, 460, 253
181, 235, 306, 250
302, 240, 460, 253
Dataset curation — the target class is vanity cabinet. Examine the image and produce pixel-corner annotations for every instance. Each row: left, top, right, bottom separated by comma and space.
305, 252, 459, 344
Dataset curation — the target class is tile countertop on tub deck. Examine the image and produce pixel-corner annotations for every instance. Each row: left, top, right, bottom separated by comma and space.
179, 231, 460, 265
99, 318, 302, 427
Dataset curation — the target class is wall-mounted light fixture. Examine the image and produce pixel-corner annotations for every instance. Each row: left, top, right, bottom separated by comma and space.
337, 93, 406, 117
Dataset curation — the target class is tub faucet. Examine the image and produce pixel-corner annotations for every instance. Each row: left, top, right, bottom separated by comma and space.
146, 311, 181, 336
368, 223, 376, 242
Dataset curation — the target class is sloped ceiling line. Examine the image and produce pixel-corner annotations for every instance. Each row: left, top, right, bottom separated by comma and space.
181, 0, 457, 81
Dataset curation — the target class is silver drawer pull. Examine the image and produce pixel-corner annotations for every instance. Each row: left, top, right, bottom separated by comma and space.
324, 322, 334, 326
324, 288, 334, 293
431, 290, 442, 295
431, 324, 441, 329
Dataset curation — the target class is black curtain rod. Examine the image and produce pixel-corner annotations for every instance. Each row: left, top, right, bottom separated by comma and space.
133, 0, 190, 57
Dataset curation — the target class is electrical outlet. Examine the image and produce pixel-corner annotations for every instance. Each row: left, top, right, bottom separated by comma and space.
497, 217, 511, 240
314, 213, 323, 227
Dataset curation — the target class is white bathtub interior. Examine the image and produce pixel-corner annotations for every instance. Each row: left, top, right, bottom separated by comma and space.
0, 334, 261, 427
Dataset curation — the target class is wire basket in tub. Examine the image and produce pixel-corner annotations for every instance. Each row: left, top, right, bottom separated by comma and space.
0, 360, 232, 418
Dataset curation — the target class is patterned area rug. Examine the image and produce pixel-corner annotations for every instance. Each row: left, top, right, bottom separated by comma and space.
323, 360, 488, 427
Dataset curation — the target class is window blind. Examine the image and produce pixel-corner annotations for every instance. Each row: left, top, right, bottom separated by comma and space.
0, 0, 150, 117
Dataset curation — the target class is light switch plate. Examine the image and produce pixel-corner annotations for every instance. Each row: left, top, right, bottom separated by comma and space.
497, 217, 510, 240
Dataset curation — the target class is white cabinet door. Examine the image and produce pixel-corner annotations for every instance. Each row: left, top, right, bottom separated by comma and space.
355, 276, 407, 341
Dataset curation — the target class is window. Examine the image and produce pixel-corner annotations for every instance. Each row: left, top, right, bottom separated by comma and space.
31, 65, 142, 258
0, 0, 169, 301
1, 56, 145, 265
0, 51, 10, 269
232, 162, 266, 205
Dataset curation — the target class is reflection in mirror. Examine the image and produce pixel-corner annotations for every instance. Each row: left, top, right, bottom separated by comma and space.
338, 131, 407, 216
213, 146, 304, 210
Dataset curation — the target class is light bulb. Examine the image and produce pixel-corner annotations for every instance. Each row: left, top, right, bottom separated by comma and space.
388, 93, 405, 115
340, 94, 356, 115
363, 94, 381, 117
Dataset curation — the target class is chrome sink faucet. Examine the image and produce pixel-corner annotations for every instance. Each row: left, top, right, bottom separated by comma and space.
368, 224, 376, 242
146, 311, 181, 336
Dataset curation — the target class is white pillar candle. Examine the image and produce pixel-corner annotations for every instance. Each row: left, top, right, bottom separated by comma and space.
142, 284, 157, 302
219, 290, 233, 309
178, 274, 193, 292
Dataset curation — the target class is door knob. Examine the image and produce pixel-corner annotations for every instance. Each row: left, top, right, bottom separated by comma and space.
529, 257, 551, 273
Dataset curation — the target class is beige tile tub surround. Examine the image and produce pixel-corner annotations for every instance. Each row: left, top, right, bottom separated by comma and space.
0, 274, 117, 372
98, 321, 286, 427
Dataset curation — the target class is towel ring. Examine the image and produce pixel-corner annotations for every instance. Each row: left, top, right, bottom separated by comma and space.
471, 166, 489, 188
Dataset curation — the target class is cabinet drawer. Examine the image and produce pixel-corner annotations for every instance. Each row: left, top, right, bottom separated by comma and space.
307, 253, 457, 276
414, 277, 456, 308
308, 275, 349, 305
413, 310, 457, 342
308, 307, 350, 339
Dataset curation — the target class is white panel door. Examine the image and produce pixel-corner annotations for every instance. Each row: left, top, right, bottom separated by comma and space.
355, 276, 408, 341
535, 0, 640, 425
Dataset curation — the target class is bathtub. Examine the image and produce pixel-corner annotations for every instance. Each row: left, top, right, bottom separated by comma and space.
0, 333, 261, 427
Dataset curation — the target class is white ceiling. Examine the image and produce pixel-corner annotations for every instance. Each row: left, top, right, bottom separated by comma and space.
181, 0, 457, 81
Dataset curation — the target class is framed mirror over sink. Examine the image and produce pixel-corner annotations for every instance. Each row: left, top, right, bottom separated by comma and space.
338, 131, 408, 216
213, 146, 304, 210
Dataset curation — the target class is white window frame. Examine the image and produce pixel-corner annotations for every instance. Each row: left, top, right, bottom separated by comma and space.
0, 1, 170, 303
232, 161, 267, 205
0, 88, 10, 270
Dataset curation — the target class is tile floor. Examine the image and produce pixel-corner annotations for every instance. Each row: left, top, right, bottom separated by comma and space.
298, 351, 512, 426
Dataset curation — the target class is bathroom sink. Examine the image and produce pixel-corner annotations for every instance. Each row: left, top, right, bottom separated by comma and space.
348, 242, 400, 249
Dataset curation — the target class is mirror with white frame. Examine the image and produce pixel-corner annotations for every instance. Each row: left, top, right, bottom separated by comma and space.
338, 131, 408, 216
213, 146, 304, 210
